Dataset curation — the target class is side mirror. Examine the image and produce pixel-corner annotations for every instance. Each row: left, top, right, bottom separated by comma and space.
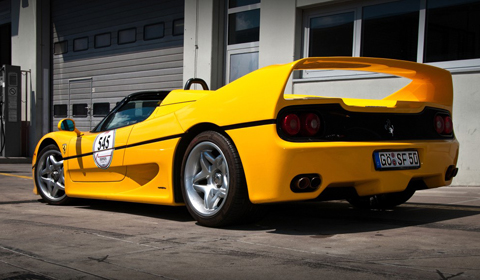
58, 118, 81, 136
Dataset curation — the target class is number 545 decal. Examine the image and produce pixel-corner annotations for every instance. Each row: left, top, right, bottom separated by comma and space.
93, 130, 116, 169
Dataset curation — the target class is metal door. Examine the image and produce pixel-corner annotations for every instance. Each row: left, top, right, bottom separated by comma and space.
68, 78, 92, 131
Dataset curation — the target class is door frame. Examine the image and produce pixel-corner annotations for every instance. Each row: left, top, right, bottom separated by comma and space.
68, 77, 93, 130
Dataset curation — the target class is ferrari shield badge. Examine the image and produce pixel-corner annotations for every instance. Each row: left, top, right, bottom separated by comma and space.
93, 130, 115, 169
62, 144, 67, 154
384, 119, 394, 137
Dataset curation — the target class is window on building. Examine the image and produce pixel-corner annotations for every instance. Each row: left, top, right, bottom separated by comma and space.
72, 104, 88, 117
228, 9, 260, 45
309, 12, 354, 57
226, 0, 261, 83
173, 19, 184, 36
229, 51, 259, 82
144, 22, 165, 40
73, 37, 89, 52
303, 0, 480, 78
95, 33, 111, 48
118, 28, 136, 44
93, 103, 110, 117
54, 41, 68, 55
361, 0, 419, 61
53, 104, 67, 118
424, 0, 480, 62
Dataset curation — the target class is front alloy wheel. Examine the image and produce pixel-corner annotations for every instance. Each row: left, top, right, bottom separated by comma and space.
35, 144, 70, 205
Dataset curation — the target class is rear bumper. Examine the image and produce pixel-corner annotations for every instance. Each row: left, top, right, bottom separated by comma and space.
228, 125, 459, 204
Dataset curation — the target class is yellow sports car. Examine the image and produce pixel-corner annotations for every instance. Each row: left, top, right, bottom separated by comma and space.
32, 57, 459, 227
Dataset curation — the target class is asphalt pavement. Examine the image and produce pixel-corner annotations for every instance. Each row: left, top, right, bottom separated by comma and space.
0, 163, 479, 280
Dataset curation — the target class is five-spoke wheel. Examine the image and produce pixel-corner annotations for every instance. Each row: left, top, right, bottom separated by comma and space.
181, 131, 256, 227
35, 144, 70, 205
183, 141, 229, 216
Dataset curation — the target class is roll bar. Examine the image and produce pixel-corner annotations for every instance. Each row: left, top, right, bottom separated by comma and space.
184, 78, 209, 91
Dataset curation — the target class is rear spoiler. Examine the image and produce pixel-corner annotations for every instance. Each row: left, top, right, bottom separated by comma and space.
176, 57, 453, 129
292, 57, 453, 108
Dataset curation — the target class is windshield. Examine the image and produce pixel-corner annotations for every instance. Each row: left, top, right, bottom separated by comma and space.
92, 91, 169, 132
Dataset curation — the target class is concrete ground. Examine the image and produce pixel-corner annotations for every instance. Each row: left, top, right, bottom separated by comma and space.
0, 163, 479, 280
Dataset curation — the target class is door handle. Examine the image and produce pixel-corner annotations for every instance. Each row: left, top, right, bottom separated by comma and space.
86, 105, 92, 116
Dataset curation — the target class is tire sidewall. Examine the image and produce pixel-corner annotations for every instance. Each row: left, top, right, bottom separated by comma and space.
35, 144, 70, 205
180, 131, 244, 227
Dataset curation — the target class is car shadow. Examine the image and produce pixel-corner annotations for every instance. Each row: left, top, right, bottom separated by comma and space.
66, 198, 480, 235
70, 199, 195, 222
226, 200, 480, 236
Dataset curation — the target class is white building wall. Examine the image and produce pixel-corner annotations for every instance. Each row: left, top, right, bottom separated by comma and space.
184, 0, 212, 87
183, 0, 224, 90
258, 0, 296, 67
10, 0, 45, 155
293, 77, 411, 100
451, 73, 480, 185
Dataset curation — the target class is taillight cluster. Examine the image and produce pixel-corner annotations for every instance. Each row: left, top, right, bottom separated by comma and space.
281, 112, 322, 137
434, 114, 453, 135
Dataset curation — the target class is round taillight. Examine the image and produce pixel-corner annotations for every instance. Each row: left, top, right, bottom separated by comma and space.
444, 116, 453, 134
434, 115, 445, 134
301, 113, 321, 136
282, 114, 301, 136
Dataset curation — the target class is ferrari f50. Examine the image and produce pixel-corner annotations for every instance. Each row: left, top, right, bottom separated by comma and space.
32, 57, 459, 227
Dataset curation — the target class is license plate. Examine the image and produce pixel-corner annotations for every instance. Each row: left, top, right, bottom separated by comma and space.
374, 150, 420, 170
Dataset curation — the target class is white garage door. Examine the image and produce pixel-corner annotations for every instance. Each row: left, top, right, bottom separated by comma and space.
51, 0, 184, 131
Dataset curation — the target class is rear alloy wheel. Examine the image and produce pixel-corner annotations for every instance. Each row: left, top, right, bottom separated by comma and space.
181, 131, 255, 227
35, 144, 70, 205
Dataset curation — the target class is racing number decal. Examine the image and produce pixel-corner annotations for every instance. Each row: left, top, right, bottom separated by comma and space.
93, 130, 116, 169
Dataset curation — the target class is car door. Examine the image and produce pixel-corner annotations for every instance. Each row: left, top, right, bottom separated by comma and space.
67, 126, 132, 182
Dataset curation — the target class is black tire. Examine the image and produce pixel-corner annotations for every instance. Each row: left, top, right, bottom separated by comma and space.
180, 131, 260, 227
34, 144, 71, 205
347, 188, 416, 210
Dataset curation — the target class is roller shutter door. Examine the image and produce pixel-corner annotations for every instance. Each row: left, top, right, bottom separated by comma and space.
51, 0, 184, 131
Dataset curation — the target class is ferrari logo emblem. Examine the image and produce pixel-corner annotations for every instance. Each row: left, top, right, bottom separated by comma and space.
62, 144, 67, 154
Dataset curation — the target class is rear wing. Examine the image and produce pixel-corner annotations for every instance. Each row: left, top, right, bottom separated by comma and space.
175, 57, 453, 129
292, 57, 453, 108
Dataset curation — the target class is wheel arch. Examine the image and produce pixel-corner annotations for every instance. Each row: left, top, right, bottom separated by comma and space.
35, 138, 61, 165
33, 139, 71, 205
172, 122, 240, 203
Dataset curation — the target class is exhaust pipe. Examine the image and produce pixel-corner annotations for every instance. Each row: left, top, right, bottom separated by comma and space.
296, 177, 311, 190
445, 165, 459, 181
290, 174, 321, 193
310, 176, 321, 189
